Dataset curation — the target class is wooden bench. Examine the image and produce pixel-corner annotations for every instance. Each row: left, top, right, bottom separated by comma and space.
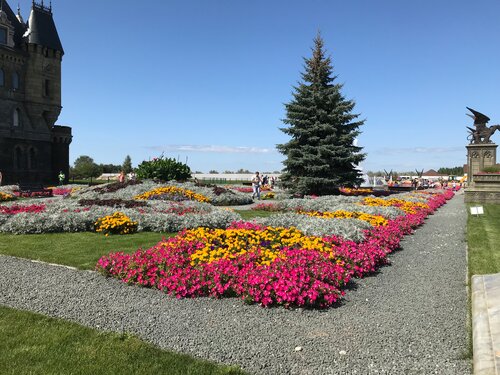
17, 183, 53, 198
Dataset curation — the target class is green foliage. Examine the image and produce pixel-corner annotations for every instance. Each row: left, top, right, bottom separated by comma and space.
277, 34, 365, 195
71, 155, 102, 179
481, 164, 500, 173
0, 232, 172, 270
122, 155, 133, 173
467, 204, 500, 277
135, 155, 191, 182
99, 163, 121, 173
0, 306, 247, 375
437, 166, 465, 176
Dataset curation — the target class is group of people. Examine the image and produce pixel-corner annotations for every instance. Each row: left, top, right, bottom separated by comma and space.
251, 171, 276, 200
387, 178, 463, 191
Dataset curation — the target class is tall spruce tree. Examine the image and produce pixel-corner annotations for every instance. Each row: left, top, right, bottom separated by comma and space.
122, 155, 133, 173
277, 34, 365, 195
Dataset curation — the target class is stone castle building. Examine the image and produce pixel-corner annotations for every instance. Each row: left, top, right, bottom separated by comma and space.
0, 0, 70, 184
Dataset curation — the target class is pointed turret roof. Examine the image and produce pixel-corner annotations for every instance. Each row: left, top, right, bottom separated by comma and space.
0, 0, 27, 46
26, 1, 63, 54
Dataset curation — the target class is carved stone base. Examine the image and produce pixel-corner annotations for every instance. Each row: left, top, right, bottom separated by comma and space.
466, 144, 497, 186
465, 189, 500, 203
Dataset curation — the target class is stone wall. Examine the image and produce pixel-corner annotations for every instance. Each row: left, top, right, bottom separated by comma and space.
0, 38, 70, 184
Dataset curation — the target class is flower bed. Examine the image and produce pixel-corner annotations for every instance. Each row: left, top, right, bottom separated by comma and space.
73, 180, 253, 206
96, 190, 454, 308
0, 199, 239, 234
135, 186, 210, 203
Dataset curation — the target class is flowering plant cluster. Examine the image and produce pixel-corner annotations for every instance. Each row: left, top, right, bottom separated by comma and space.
230, 186, 253, 193
0, 192, 15, 202
49, 187, 74, 196
339, 187, 392, 197
135, 155, 191, 182
361, 197, 429, 214
78, 199, 147, 209
14, 189, 53, 198
94, 212, 138, 236
255, 195, 405, 220
186, 224, 335, 267
253, 202, 282, 212
0, 203, 46, 215
262, 192, 276, 200
97, 190, 454, 308
135, 186, 210, 203
298, 210, 388, 227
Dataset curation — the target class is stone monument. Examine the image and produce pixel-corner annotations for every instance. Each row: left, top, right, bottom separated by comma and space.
464, 107, 500, 203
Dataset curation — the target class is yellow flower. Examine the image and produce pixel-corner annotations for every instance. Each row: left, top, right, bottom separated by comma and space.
134, 186, 210, 203
94, 212, 137, 235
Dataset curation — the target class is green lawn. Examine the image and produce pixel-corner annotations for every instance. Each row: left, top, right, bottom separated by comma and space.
466, 203, 500, 359
234, 209, 275, 220
0, 306, 246, 375
467, 204, 500, 277
0, 232, 173, 270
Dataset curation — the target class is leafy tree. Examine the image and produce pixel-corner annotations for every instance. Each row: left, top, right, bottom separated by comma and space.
236, 168, 251, 174
277, 34, 365, 195
122, 155, 133, 173
71, 155, 102, 179
135, 155, 191, 181
437, 166, 465, 176
208, 170, 219, 174
99, 163, 121, 173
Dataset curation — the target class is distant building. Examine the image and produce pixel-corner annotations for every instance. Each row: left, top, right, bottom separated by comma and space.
0, 1, 70, 184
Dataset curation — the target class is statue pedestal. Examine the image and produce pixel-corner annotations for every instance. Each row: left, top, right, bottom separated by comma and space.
466, 144, 497, 186
465, 143, 500, 203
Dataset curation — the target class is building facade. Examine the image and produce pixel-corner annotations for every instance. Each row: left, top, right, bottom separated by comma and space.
0, 0, 70, 185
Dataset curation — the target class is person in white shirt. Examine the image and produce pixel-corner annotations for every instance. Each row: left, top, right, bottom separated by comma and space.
251, 171, 261, 200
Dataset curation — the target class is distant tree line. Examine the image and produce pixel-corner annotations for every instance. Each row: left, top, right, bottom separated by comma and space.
70, 155, 133, 180
437, 166, 465, 176
366, 166, 465, 177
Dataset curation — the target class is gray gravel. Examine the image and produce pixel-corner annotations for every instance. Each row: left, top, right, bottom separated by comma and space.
0, 194, 471, 374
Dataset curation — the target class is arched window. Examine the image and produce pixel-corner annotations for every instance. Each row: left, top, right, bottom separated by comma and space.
12, 72, 19, 90
44, 79, 50, 97
0, 27, 6, 45
0, 68, 4, 86
29, 148, 37, 169
13, 108, 20, 127
15, 147, 23, 170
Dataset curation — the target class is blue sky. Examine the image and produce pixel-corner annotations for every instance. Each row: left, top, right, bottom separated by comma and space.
16, 0, 500, 172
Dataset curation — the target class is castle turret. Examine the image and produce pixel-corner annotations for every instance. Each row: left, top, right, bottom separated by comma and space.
23, 1, 64, 132
0, 0, 71, 184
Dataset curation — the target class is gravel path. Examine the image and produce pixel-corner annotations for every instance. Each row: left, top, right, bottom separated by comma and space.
0, 194, 471, 374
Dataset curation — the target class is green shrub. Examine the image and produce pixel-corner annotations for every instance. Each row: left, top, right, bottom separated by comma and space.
482, 164, 500, 173
136, 155, 191, 182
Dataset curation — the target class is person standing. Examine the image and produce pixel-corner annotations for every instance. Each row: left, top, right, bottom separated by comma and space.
118, 171, 126, 183
58, 171, 65, 186
251, 171, 261, 200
